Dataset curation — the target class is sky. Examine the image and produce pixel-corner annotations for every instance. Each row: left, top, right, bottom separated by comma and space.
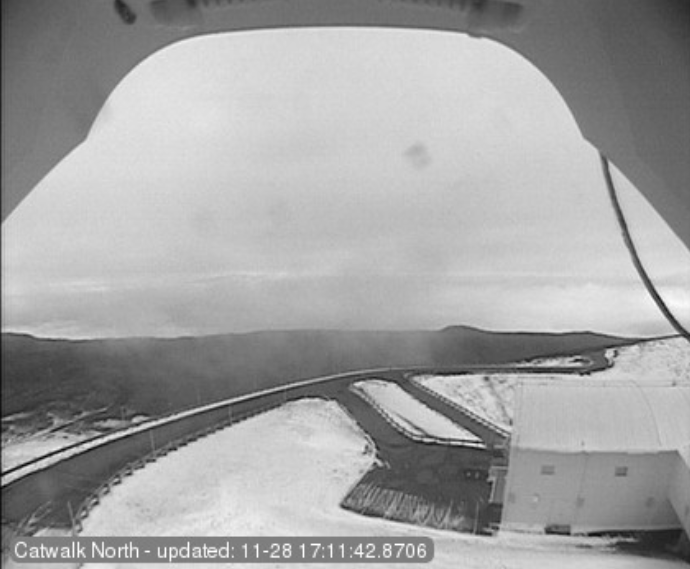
2, 27, 689, 339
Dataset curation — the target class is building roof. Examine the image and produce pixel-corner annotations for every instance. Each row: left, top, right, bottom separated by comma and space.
512, 379, 690, 453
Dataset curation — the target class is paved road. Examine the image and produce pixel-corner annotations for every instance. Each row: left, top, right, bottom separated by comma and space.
324, 384, 493, 531
2, 352, 610, 534
399, 379, 509, 449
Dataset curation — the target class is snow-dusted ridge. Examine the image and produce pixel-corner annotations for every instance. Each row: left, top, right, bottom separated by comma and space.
598, 337, 690, 383
416, 337, 689, 434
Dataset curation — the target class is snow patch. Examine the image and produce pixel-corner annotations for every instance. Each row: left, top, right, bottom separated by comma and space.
599, 337, 690, 383
351, 380, 483, 444
80, 399, 376, 538
416, 338, 689, 433
524, 355, 592, 367
2, 432, 98, 472
70, 398, 685, 569
414, 373, 518, 431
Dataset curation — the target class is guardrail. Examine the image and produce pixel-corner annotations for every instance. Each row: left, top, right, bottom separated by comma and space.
1, 368, 403, 487
349, 383, 486, 449
1, 360, 596, 537
1, 367, 421, 535
409, 377, 511, 440
2, 392, 293, 535
64, 400, 284, 535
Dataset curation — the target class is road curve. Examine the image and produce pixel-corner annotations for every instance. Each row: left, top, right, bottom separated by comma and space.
2, 356, 606, 534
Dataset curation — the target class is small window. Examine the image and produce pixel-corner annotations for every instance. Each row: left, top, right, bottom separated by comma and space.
615, 466, 628, 477
540, 465, 555, 475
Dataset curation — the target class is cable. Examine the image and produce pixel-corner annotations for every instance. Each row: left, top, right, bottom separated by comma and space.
599, 153, 690, 343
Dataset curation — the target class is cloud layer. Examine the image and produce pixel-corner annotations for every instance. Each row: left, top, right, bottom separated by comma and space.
3, 28, 688, 338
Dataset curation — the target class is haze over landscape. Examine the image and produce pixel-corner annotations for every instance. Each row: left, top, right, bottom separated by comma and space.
5, 337, 688, 568
2, 28, 688, 340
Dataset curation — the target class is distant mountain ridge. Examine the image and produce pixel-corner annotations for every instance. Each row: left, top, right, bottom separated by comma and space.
2, 327, 637, 418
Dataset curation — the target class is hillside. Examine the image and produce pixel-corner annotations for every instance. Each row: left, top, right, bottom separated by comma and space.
75, 398, 685, 569
1, 326, 633, 419
417, 336, 690, 432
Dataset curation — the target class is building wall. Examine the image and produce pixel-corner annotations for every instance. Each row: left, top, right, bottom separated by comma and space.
668, 449, 690, 539
501, 449, 680, 533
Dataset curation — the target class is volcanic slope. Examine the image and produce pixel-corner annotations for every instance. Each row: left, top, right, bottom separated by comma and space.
2, 326, 632, 419
64, 398, 684, 569
415, 336, 689, 432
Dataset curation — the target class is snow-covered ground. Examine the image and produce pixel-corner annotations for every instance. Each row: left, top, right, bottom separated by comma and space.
414, 373, 518, 431
78, 399, 376, 540
2, 409, 148, 475
518, 337, 689, 382
2, 431, 96, 472
521, 354, 592, 367
351, 380, 483, 444
2, 416, 152, 482
8, 398, 681, 569
1, 368, 378, 485
4, 339, 688, 568
416, 337, 690, 432
597, 337, 690, 383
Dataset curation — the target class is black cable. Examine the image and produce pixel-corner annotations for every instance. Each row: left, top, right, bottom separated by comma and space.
599, 153, 690, 343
